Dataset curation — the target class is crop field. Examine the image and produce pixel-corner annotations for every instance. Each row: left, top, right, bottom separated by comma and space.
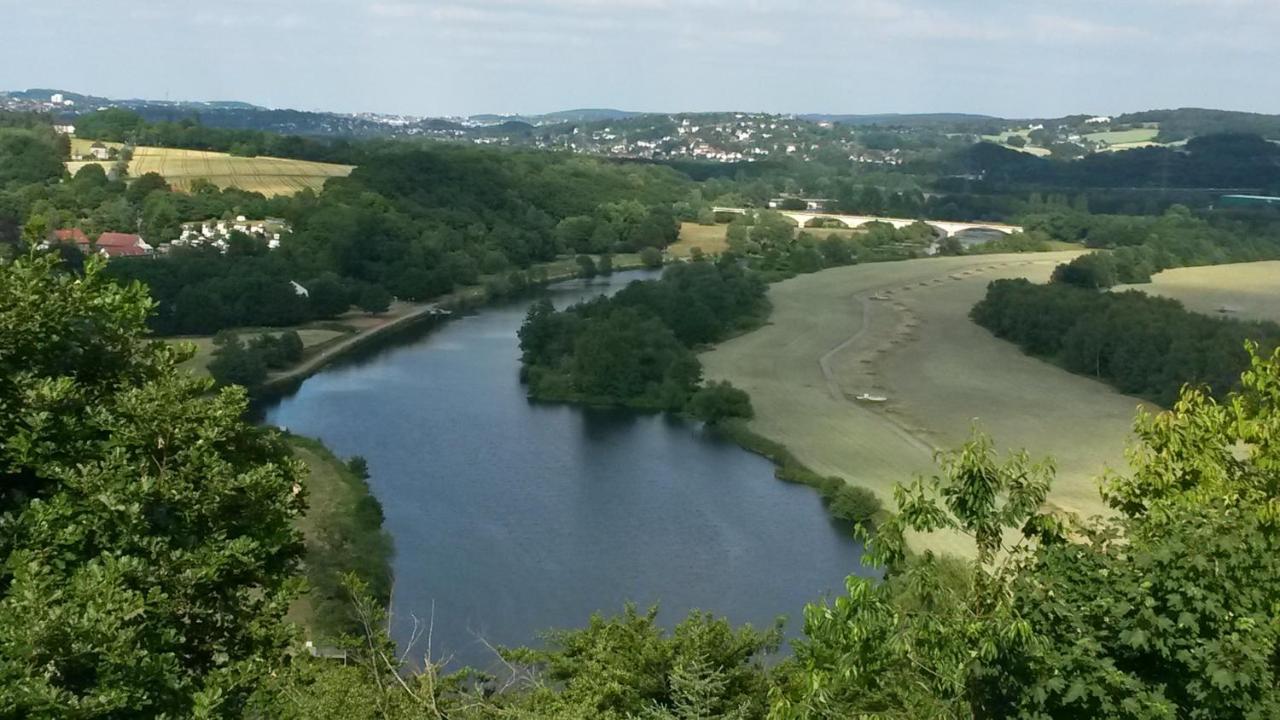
700, 252, 1153, 556
1121, 261, 1280, 323
66, 141, 354, 196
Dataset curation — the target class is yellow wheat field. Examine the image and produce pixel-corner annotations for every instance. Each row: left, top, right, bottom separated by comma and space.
66, 141, 354, 197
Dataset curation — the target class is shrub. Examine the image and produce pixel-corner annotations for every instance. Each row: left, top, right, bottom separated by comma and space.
688, 381, 754, 424
825, 484, 883, 527
639, 246, 663, 269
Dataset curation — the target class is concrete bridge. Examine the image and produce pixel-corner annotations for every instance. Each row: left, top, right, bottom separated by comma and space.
712, 207, 1022, 237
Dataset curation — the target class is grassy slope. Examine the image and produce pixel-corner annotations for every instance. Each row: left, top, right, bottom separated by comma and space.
67, 138, 353, 196
1117, 261, 1280, 323
699, 252, 1148, 556
287, 436, 392, 642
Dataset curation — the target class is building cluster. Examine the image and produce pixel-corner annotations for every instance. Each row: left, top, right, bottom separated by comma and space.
171, 216, 290, 252
43, 229, 153, 259
514, 113, 868, 165
41, 216, 291, 262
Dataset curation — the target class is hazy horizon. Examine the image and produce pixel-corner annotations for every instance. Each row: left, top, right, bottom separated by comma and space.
3, 0, 1279, 119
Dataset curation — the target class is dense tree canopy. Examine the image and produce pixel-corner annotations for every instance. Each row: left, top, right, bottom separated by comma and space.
972, 278, 1279, 403
0, 253, 304, 717
519, 259, 765, 410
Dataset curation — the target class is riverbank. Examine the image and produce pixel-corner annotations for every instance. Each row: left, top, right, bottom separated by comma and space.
167, 253, 650, 393
286, 435, 393, 642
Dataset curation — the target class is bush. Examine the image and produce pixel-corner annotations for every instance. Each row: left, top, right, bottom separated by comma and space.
208, 338, 268, 387
639, 246, 663, 268
575, 254, 597, 278
688, 381, 754, 424
824, 484, 882, 527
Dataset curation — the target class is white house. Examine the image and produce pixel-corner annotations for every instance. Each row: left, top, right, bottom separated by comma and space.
89, 142, 110, 160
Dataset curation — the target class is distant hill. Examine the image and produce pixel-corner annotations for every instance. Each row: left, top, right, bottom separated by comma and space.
1113, 108, 1280, 142
799, 112, 1000, 127
469, 108, 643, 126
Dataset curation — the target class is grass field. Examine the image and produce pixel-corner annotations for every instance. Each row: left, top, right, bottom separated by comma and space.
1083, 127, 1160, 149
1119, 261, 1280, 323
671, 223, 731, 257
700, 252, 1153, 556
67, 140, 354, 197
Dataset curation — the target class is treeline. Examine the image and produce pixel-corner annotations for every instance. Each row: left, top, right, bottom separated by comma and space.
1025, 205, 1280, 286
518, 259, 765, 414
72, 108, 362, 164
958, 133, 1280, 193
1116, 107, 1280, 142
719, 210, 937, 280
971, 278, 1280, 403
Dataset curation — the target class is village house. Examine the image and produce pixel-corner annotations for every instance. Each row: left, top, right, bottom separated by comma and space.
94, 232, 153, 258
88, 142, 111, 161
171, 216, 291, 253
45, 229, 152, 259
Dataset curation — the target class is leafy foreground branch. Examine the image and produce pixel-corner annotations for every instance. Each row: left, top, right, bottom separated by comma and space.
5, 251, 1280, 719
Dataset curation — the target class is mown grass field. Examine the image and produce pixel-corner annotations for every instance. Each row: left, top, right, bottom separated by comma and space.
1083, 127, 1160, 149
1120, 261, 1280, 323
671, 223, 731, 257
67, 139, 354, 196
700, 252, 1151, 556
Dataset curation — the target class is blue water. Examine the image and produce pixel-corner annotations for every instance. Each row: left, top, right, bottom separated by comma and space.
261, 270, 869, 669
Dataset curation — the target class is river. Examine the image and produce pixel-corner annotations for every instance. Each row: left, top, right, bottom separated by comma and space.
261, 269, 869, 669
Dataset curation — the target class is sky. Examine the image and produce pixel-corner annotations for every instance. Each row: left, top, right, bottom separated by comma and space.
2, 0, 1279, 118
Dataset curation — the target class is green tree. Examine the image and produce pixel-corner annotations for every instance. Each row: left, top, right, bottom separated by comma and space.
639, 246, 664, 269
0, 253, 304, 717
357, 284, 392, 314
688, 381, 754, 424
575, 254, 598, 279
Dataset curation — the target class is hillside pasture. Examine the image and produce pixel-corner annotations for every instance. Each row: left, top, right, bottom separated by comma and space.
1084, 126, 1161, 151
1119, 261, 1280, 323
65, 142, 354, 196
700, 252, 1150, 556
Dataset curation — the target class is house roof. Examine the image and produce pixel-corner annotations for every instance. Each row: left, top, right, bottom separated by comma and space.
90, 141, 106, 148
53, 228, 89, 244
96, 232, 142, 247
98, 245, 148, 258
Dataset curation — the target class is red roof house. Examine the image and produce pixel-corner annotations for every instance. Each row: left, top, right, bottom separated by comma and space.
51, 228, 91, 250
93, 232, 153, 258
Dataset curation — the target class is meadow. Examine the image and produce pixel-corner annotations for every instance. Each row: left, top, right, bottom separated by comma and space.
1120, 260, 1280, 323
700, 252, 1150, 555
67, 139, 354, 196
1083, 126, 1161, 150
